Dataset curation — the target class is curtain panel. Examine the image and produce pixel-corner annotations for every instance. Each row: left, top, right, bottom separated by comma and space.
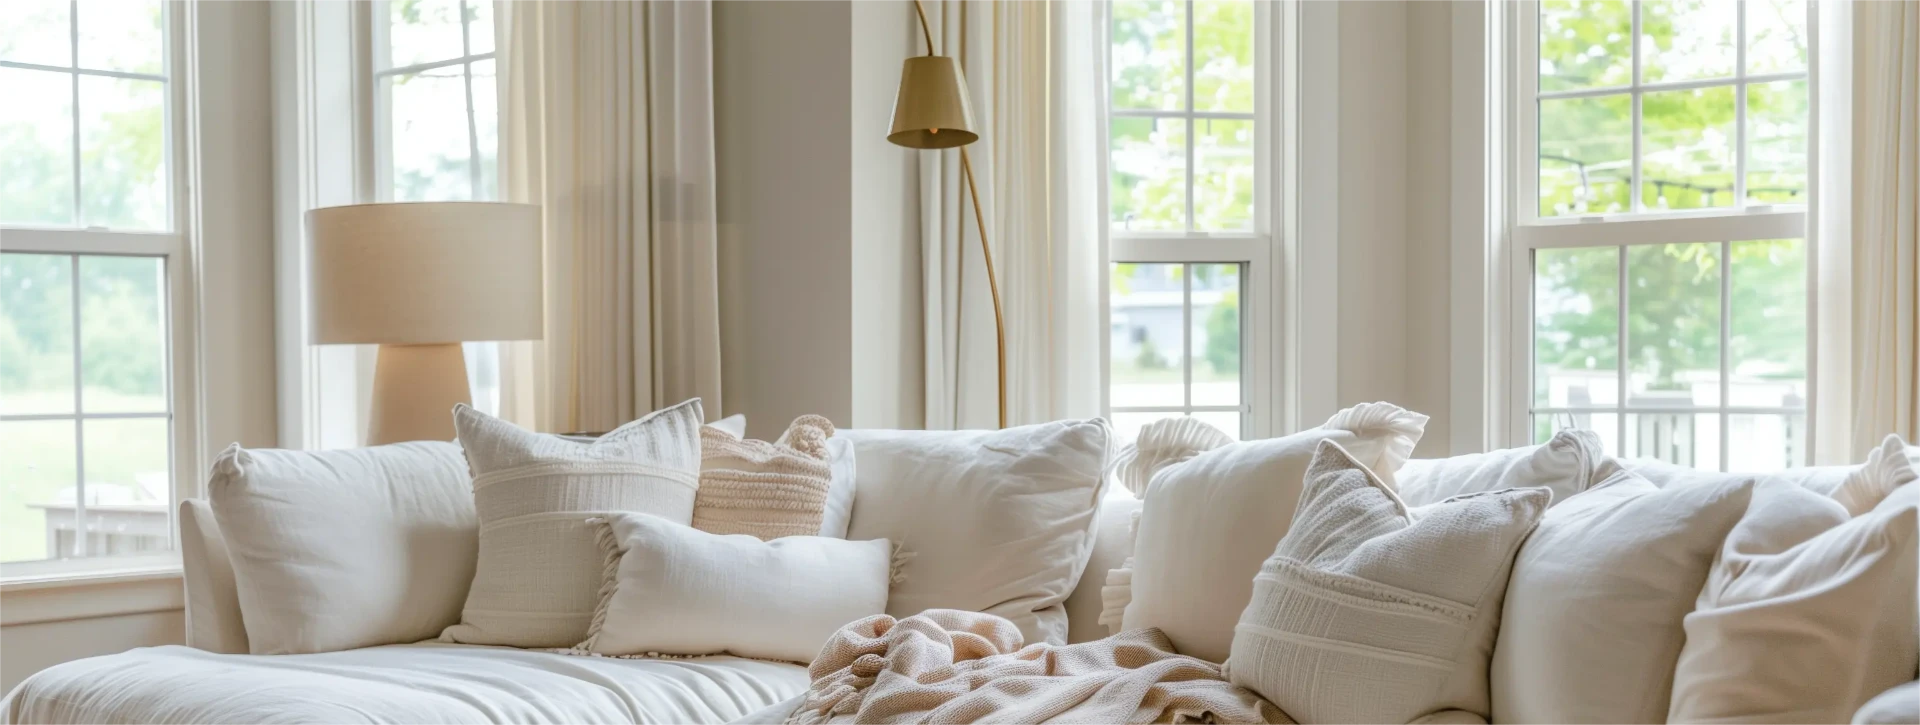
1848, 0, 1919, 457
498, 0, 724, 434
919, 0, 1109, 430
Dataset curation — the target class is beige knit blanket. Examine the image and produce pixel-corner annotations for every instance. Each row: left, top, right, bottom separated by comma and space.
786, 609, 1291, 725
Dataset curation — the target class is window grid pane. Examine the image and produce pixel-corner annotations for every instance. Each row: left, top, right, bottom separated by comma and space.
1, 252, 173, 564
1535, 1, 1808, 219
1111, 262, 1246, 441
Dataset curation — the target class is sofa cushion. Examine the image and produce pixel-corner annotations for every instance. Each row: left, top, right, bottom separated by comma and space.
442, 400, 704, 648
1, 643, 807, 725
1065, 494, 1141, 644
1120, 402, 1427, 663
577, 512, 893, 662
1228, 440, 1548, 724
839, 419, 1113, 645
1669, 481, 1917, 723
209, 440, 476, 655
1394, 428, 1604, 508
1490, 463, 1758, 724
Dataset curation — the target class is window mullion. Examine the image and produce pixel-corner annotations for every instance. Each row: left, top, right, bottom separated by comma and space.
68, 253, 88, 558
1719, 239, 1731, 471
1629, 0, 1642, 213
1184, 0, 1195, 233
1733, 1, 1748, 207
1616, 244, 1628, 456
458, 0, 481, 199
69, 1, 81, 226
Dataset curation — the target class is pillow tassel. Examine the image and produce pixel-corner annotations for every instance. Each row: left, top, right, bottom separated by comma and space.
572, 516, 625, 654
1833, 435, 1918, 516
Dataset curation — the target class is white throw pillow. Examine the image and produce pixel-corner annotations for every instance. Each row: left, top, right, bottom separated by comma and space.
838, 419, 1113, 645
1228, 440, 1549, 724
1670, 481, 1918, 723
1395, 428, 1604, 508
576, 512, 893, 663
1854, 681, 1920, 725
1625, 434, 1915, 516
441, 399, 704, 648
208, 441, 475, 655
1490, 463, 1760, 724
1120, 402, 1428, 663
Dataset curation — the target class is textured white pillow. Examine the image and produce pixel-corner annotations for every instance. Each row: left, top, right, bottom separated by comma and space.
781, 425, 856, 538
1395, 428, 1604, 508
1625, 434, 1915, 516
1490, 463, 1760, 724
576, 512, 893, 663
1854, 681, 1920, 725
441, 399, 704, 648
838, 419, 1113, 645
1670, 481, 1918, 723
208, 441, 475, 655
1120, 402, 1428, 663
1228, 440, 1548, 724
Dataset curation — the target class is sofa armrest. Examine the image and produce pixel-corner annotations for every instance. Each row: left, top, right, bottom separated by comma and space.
179, 499, 249, 654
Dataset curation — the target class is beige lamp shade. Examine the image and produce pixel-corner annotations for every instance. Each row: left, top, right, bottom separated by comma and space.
307, 202, 543, 345
888, 55, 978, 149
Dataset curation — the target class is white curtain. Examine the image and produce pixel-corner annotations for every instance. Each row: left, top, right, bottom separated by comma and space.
920, 1, 1109, 429
497, 0, 724, 434
1848, 0, 1919, 456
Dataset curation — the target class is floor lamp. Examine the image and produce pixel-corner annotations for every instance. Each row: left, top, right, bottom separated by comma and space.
887, 0, 1006, 429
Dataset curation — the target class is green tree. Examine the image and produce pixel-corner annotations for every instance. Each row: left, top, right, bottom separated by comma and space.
1205, 289, 1239, 377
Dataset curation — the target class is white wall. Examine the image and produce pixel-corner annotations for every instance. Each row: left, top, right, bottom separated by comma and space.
1405, 0, 1455, 456
715, 0, 924, 438
0, 0, 279, 691
1335, 1, 1411, 412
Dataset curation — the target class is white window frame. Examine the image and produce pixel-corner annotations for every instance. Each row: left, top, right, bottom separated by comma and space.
1501, 0, 1818, 467
1103, 0, 1281, 440
0, 1, 199, 582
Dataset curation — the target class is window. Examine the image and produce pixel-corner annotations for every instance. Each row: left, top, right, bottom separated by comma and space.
1107, 0, 1264, 442
1516, 0, 1811, 470
2, 0, 187, 575
369, 0, 502, 412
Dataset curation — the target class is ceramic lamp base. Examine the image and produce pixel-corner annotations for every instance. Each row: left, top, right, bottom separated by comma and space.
367, 343, 471, 445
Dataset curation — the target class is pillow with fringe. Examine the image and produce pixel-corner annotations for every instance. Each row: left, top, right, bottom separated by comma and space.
1110, 402, 1428, 662
572, 512, 900, 663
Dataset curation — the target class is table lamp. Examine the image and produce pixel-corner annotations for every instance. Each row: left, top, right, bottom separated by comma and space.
307, 202, 543, 445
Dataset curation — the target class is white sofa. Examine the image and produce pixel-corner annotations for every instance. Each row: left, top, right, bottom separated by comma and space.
1, 459, 1143, 725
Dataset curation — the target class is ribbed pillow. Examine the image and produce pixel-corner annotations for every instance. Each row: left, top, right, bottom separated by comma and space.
1227, 440, 1549, 724
440, 399, 704, 648
694, 415, 835, 539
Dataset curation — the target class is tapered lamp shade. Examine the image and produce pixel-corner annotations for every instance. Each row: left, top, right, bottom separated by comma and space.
888, 55, 978, 149
308, 202, 544, 345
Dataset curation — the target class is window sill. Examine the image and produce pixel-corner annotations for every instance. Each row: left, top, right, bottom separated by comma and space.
0, 565, 185, 626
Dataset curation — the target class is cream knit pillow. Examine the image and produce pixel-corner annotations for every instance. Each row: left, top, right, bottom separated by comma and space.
694, 415, 835, 539
1227, 440, 1549, 724
440, 399, 704, 648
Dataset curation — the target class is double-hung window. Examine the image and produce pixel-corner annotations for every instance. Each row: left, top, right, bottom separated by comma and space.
1, 0, 190, 576
368, 0, 502, 413
1515, 0, 1812, 470
1106, 0, 1267, 442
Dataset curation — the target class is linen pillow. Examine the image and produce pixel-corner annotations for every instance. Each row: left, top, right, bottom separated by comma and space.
1490, 462, 1760, 724
1854, 681, 1920, 725
576, 512, 893, 663
694, 415, 835, 539
440, 399, 704, 648
208, 440, 475, 655
1119, 402, 1428, 663
1395, 428, 1604, 508
1625, 433, 1915, 516
1669, 481, 1918, 723
1228, 440, 1549, 724
838, 419, 1113, 645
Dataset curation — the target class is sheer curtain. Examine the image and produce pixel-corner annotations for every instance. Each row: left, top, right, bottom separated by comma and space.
1847, 0, 1918, 456
920, 0, 1109, 429
497, 0, 724, 433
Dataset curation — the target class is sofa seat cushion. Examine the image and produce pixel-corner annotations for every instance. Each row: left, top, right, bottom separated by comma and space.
1, 643, 808, 725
